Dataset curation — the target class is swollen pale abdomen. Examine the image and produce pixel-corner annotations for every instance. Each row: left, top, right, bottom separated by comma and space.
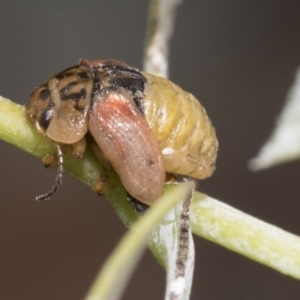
142, 72, 218, 179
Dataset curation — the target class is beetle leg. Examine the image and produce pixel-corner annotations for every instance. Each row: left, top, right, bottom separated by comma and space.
93, 172, 110, 195
36, 144, 64, 201
69, 136, 86, 158
89, 140, 112, 195
165, 172, 178, 183
42, 154, 58, 169
90, 140, 112, 170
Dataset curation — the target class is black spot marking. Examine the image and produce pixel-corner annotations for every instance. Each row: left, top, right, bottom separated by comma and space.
60, 81, 87, 102
68, 88, 87, 101
107, 65, 146, 91
132, 95, 144, 113
39, 89, 50, 101
55, 66, 79, 80
39, 108, 53, 129
73, 96, 88, 112
147, 159, 155, 166
111, 77, 145, 93
78, 72, 89, 79
109, 66, 142, 78
93, 78, 101, 94
106, 66, 147, 114
60, 88, 87, 102
59, 82, 78, 100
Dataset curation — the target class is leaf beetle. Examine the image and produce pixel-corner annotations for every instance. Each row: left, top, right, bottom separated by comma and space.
25, 59, 218, 205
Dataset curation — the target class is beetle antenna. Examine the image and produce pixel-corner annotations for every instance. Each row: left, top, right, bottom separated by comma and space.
36, 144, 64, 201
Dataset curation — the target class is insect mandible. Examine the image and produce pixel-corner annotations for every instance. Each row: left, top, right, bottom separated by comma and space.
25, 59, 218, 205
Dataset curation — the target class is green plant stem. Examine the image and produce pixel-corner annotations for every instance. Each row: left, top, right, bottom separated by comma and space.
1, 96, 300, 279
192, 193, 300, 279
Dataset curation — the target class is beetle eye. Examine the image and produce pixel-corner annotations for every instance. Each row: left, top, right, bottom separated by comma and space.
39, 108, 53, 129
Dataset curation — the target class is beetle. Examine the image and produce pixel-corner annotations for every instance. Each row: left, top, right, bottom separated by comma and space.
25, 59, 218, 205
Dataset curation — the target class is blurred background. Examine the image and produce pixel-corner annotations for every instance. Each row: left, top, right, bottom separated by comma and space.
1, 1, 300, 299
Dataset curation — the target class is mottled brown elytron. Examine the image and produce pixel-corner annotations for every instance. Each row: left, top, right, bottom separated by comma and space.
26, 59, 218, 205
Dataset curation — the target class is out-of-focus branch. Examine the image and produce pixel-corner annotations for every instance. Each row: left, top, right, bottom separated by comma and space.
143, 0, 183, 78
143, 2, 194, 299
249, 67, 300, 170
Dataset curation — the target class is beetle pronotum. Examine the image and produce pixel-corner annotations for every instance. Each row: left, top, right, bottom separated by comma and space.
26, 59, 218, 205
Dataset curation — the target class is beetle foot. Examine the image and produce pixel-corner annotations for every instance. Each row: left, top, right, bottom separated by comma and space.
42, 154, 57, 168
126, 193, 149, 215
93, 172, 110, 195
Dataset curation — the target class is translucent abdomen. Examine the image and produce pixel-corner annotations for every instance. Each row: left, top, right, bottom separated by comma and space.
142, 72, 218, 179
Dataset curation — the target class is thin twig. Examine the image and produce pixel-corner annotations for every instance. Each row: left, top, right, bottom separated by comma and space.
249, 67, 300, 170
143, 0, 183, 78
